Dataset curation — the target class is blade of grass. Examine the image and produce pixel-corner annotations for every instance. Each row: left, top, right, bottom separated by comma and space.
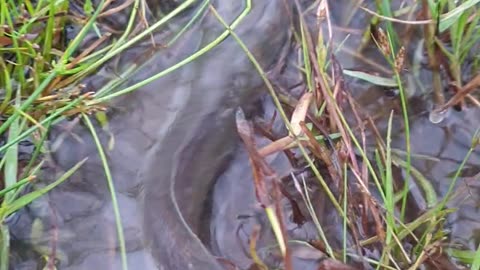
82, 114, 128, 270
0, 158, 86, 218
0, 71, 57, 136
92, 0, 251, 103
0, 95, 85, 153
0, 222, 9, 270
300, 21, 313, 91
74, 0, 199, 80
166, 0, 210, 47
301, 174, 335, 258
439, 0, 480, 32
385, 31, 411, 221
42, 0, 55, 63
471, 244, 480, 270
384, 111, 395, 255
20, 122, 51, 179
265, 207, 286, 256
59, 0, 107, 66
8, 161, 44, 205
0, 175, 35, 198
3, 86, 21, 202
209, 2, 346, 218
437, 129, 479, 210
343, 69, 398, 87
0, 58, 12, 114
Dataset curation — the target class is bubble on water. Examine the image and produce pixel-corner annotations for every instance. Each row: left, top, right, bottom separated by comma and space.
429, 108, 449, 124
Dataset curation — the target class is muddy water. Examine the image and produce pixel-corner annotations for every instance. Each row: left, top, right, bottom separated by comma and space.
334, 7, 480, 270
9, 1, 293, 269
8, 0, 480, 269
401, 108, 480, 251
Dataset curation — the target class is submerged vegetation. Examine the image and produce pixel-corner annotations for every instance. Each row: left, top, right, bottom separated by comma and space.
0, 0, 480, 269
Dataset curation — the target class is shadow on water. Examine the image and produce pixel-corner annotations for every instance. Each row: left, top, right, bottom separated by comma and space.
7, 0, 480, 269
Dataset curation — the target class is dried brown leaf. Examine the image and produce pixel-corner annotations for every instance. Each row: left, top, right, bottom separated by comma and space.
436, 73, 480, 111
317, 0, 327, 20
0, 36, 12, 47
290, 92, 313, 136
258, 136, 295, 157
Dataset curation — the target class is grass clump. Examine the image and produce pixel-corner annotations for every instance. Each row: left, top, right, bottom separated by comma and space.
0, 0, 206, 269
245, 1, 480, 269
0, 0, 257, 269
0, 1, 130, 268
262, 0, 480, 269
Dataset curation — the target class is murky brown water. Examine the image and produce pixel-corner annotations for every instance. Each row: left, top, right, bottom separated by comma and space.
10, 0, 296, 269
7, 0, 480, 269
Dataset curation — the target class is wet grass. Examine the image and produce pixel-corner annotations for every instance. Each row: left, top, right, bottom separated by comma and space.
0, 0, 250, 269
0, 0, 110, 268
257, 1, 480, 269
209, 0, 480, 269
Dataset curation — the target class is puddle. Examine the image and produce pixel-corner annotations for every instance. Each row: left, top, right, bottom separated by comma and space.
9, 0, 295, 269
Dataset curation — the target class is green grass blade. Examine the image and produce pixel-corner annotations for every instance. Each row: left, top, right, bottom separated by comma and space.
93, 0, 251, 103
343, 69, 398, 87
82, 114, 128, 270
74, 0, 197, 79
3, 86, 22, 202
0, 71, 57, 136
384, 111, 394, 245
167, 0, 210, 47
1, 158, 86, 218
209, 3, 346, 218
20, 122, 51, 179
0, 176, 34, 198
0, 223, 9, 270
471, 244, 480, 270
439, 0, 480, 32
59, 0, 106, 65
0, 96, 84, 154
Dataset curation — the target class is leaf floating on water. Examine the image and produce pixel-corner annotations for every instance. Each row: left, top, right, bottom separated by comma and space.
343, 70, 398, 87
